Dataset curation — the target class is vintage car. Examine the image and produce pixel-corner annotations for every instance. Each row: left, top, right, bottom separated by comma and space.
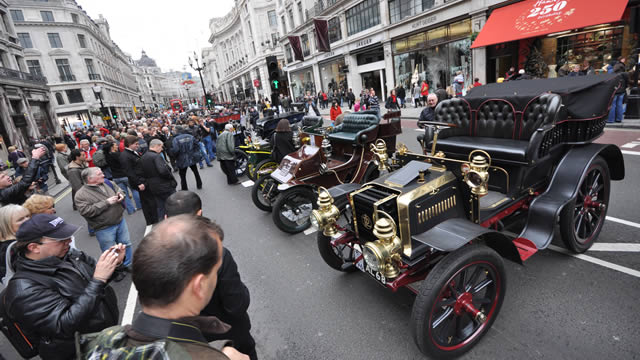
252, 110, 402, 233
312, 75, 625, 358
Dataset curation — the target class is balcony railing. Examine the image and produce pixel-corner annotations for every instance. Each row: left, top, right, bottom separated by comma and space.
88, 73, 101, 80
60, 74, 76, 82
0, 67, 47, 85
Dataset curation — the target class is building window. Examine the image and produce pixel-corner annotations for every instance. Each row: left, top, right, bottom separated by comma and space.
285, 44, 293, 63
17, 33, 33, 48
271, 33, 278, 45
268, 10, 277, 27
10, 10, 24, 22
281, 16, 286, 33
27, 60, 43, 76
65, 89, 84, 103
71, 13, 79, 23
48, 33, 63, 48
328, 17, 342, 43
297, 2, 304, 23
288, 8, 295, 29
77, 34, 87, 48
346, 0, 381, 36
389, 0, 434, 24
85, 58, 96, 75
55, 59, 74, 81
55, 92, 65, 105
301, 33, 310, 56
247, 20, 252, 37
40, 10, 55, 22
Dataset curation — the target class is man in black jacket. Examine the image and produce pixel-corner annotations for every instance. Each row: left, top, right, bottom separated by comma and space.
0, 147, 45, 205
4, 214, 123, 360
171, 127, 203, 191
140, 139, 177, 219
165, 191, 256, 360
120, 135, 157, 225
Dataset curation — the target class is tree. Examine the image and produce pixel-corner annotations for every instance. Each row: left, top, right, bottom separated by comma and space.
525, 43, 547, 79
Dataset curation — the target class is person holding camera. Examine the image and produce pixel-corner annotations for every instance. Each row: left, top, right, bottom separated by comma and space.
0, 147, 46, 206
74, 167, 132, 277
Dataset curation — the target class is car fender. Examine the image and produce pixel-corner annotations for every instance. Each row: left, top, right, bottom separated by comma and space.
518, 143, 624, 250
412, 218, 522, 264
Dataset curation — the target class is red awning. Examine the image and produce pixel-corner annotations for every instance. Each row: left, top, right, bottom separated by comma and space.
471, 0, 628, 48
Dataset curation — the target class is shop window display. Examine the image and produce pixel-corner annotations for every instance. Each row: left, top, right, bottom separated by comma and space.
290, 69, 316, 101
320, 58, 348, 94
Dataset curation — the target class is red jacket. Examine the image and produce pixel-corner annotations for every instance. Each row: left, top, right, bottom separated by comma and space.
82, 148, 97, 167
99, 127, 110, 137
330, 106, 342, 121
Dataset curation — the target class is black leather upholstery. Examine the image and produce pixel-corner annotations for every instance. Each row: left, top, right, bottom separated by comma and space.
431, 93, 561, 163
301, 116, 323, 132
436, 137, 528, 162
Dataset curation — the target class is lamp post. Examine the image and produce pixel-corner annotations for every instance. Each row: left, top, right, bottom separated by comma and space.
92, 84, 110, 127
188, 51, 210, 110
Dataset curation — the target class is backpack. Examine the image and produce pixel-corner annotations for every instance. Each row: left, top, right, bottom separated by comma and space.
75, 325, 191, 360
0, 271, 56, 359
92, 149, 107, 168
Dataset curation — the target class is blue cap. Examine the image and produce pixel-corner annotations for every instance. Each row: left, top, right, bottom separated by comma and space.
16, 214, 80, 242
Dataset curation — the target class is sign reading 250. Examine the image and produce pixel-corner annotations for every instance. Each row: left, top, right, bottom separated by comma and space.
527, 0, 567, 18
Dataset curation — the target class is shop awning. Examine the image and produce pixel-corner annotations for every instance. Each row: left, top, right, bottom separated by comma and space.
471, 0, 628, 48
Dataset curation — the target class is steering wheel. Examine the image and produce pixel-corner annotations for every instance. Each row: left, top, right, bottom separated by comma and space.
418, 121, 458, 129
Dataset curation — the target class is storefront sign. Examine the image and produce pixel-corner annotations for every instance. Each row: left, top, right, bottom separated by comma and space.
411, 15, 437, 30
349, 34, 384, 52
253, 79, 260, 87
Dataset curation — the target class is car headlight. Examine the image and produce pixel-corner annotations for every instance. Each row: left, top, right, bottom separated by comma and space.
310, 210, 321, 228
363, 244, 383, 272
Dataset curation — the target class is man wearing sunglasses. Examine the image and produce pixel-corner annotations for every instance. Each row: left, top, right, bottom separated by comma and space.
2, 214, 123, 359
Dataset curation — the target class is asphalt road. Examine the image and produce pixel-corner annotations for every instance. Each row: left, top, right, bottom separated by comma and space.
1, 126, 639, 360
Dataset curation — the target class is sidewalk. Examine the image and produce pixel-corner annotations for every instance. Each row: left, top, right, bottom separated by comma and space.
316, 105, 640, 129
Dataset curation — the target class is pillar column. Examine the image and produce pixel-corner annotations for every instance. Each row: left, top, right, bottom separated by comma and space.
471, 12, 488, 84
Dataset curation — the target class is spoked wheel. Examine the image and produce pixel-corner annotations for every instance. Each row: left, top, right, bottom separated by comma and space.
411, 245, 505, 359
234, 150, 249, 178
317, 232, 357, 273
251, 175, 279, 212
252, 159, 279, 182
560, 156, 610, 253
272, 187, 316, 234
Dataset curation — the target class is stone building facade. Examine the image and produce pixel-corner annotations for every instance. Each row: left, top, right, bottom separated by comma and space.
8, 0, 139, 130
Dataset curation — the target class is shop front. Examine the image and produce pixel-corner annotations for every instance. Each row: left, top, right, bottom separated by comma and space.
392, 19, 472, 96
289, 66, 316, 101
319, 56, 348, 94
473, 0, 631, 81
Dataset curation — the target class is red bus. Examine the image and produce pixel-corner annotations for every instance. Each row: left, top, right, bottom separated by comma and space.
170, 99, 183, 113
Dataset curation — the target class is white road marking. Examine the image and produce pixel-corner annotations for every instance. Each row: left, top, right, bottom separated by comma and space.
606, 216, 640, 229
304, 226, 318, 235
548, 245, 640, 279
589, 243, 640, 252
54, 187, 72, 203
242, 180, 255, 187
620, 141, 640, 149
621, 150, 640, 156
121, 224, 152, 325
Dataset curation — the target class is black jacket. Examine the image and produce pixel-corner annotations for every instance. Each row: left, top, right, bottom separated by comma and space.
272, 132, 296, 163
201, 248, 253, 349
0, 158, 40, 205
120, 148, 144, 187
4, 249, 119, 360
105, 150, 127, 179
140, 150, 176, 195
396, 87, 406, 99
418, 106, 436, 126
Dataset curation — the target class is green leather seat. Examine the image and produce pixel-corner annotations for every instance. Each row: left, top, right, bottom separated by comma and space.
328, 114, 380, 145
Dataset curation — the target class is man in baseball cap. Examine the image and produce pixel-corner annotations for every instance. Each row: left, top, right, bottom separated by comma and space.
2, 214, 124, 359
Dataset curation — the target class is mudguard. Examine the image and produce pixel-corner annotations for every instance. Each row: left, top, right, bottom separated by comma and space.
517, 143, 624, 250
327, 183, 361, 209
412, 218, 522, 264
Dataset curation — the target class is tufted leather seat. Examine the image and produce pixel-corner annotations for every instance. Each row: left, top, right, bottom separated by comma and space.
301, 116, 323, 133
428, 94, 561, 164
329, 113, 380, 144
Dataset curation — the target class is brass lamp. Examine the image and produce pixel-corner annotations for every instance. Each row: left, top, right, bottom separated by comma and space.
370, 139, 389, 172
463, 150, 491, 197
362, 212, 402, 279
310, 187, 340, 236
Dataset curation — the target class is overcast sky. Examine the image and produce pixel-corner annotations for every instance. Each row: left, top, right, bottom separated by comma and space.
80, 0, 235, 72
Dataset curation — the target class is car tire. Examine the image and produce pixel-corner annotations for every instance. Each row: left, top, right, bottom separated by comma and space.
234, 150, 249, 178
251, 175, 278, 212
362, 163, 380, 183
252, 159, 279, 182
559, 156, 610, 253
272, 187, 316, 234
411, 245, 506, 359
317, 232, 357, 273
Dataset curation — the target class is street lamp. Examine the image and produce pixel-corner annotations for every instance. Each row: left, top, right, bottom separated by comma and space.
92, 84, 110, 127
188, 51, 211, 110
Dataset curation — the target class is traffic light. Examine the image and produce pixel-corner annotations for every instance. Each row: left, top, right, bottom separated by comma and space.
113, 114, 118, 120
266, 55, 280, 109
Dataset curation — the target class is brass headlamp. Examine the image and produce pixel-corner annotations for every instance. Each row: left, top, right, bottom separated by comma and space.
362, 211, 402, 279
462, 150, 491, 197
370, 139, 389, 172
310, 187, 340, 236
